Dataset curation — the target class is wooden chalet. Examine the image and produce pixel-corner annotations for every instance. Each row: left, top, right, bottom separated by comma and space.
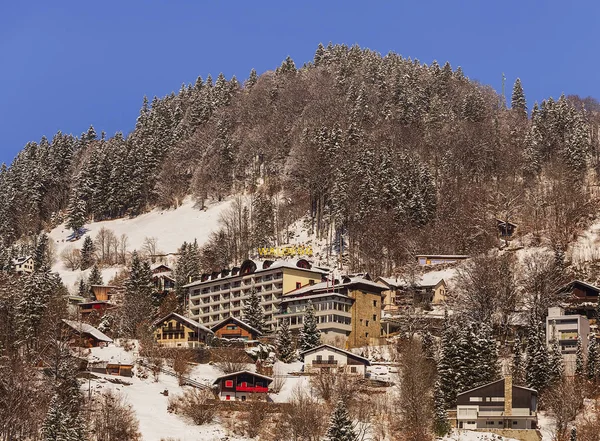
62, 319, 113, 348
210, 316, 263, 341
416, 254, 469, 266
496, 219, 518, 239
213, 370, 273, 401
301, 344, 370, 377
556, 280, 600, 319
88, 361, 134, 377
153, 312, 214, 348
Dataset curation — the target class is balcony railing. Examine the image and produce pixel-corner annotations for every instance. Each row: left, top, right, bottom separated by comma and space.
236, 385, 269, 393
313, 360, 338, 365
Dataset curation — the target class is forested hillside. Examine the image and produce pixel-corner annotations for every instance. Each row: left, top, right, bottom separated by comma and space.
2, 43, 599, 274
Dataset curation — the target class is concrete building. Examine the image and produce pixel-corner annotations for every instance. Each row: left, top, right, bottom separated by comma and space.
275, 275, 387, 348
301, 344, 370, 377
546, 307, 590, 354
455, 376, 537, 430
185, 259, 327, 330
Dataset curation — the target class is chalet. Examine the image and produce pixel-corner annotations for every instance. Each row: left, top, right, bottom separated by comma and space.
497, 219, 518, 239
377, 273, 447, 312
153, 312, 214, 348
78, 300, 115, 318
454, 376, 537, 430
416, 254, 469, 266
151, 264, 176, 293
301, 344, 370, 377
213, 370, 273, 401
210, 316, 262, 340
90, 285, 118, 302
62, 319, 113, 348
276, 275, 387, 348
13, 256, 33, 274
555, 280, 600, 319
88, 361, 134, 377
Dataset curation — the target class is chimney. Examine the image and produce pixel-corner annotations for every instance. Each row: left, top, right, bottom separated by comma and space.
504, 375, 512, 416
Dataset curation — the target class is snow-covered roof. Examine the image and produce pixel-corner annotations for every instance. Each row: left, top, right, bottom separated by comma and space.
183, 259, 328, 288
300, 344, 371, 365
210, 316, 263, 336
62, 319, 113, 342
415, 254, 469, 259
212, 370, 273, 384
153, 312, 214, 334
282, 276, 387, 298
12, 255, 32, 265
377, 271, 449, 289
151, 263, 172, 271
152, 271, 175, 280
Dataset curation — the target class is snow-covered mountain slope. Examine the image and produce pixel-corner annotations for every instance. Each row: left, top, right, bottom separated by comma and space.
49, 197, 233, 292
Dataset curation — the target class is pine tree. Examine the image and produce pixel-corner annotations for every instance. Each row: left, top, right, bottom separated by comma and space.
433, 379, 450, 436
80, 235, 95, 270
325, 399, 356, 441
299, 301, 321, 352
511, 78, 527, 117
88, 264, 103, 287
122, 251, 155, 337
275, 318, 295, 363
548, 339, 564, 384
570, 426, 577, 441
526, 322, 550, 392
245, 68, 258, 90
438, 310, 460, 408
77, 278, 88, 298
512, 335, 525, 385
243, 288, 267, 333
587, 337, 597, 381
66, 192, 86, 236
33, 232, 50, 271
575, 337, 584, 377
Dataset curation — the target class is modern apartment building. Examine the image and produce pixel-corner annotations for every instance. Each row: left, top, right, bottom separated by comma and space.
275, 275, 387, 348
185, 259, 327, 330
546, 306, 590, 354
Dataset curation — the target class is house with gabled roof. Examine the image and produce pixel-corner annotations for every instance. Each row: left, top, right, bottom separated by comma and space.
213, 370, 273, 401
454, 376, 537, 430
13, 255, 33, 274
153, 312, 214, 348
555, 280, 600, 319
301, 344, 370, 377
376, 273, 448, 312
210, 316, 262, 341
62, 319, 113, 348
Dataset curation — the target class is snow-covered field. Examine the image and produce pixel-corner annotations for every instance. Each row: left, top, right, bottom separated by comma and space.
48, 197, 232, 291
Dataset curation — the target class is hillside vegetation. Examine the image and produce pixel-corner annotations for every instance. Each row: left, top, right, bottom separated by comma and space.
1, 43, 599, 275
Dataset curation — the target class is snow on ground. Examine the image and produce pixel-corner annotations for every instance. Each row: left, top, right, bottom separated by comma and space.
536, 412, 555, 441
270, 360, 308, 403
88, 342, 138, 365
88, 373, 248, 441
443, 430, 519, 441
570, 219, 600, 264
48, 197, 233, 292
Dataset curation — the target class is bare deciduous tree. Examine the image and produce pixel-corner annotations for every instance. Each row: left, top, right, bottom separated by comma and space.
544, 378, 583, 441
167, 389, 215, 425
60, 246, 81, 270
88, 390, 142, 441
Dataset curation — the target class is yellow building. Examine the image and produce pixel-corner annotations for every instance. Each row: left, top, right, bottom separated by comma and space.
153, 312, 214, 348
276, 275, 387, 348
185, 259, 327, 330
377, 273, 448, 313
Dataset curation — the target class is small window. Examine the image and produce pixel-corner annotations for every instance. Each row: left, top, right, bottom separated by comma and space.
296, 282, 302, 289
373, 314, 377, 321
328, 355, 334, 361
366, 320, 369, 326
512, 421, 518, 425
365, 332, 369, 338
316, 355, 323, 361
373, 300, 377, 307
225, 380, 233, 388
241, 395, 247, 401
226, 395, 231, 400
309, 279, 315, 285
469, 397, 482, 402
489, 421, 494, 425
350, 366, 357, 373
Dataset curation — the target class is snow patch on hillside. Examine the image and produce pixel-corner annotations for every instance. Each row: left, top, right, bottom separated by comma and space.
49, 197, 233, 291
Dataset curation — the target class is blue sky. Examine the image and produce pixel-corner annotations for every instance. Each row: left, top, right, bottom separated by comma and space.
0, 1, 597, 164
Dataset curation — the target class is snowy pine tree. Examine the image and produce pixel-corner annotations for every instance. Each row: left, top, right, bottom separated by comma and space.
587, 337, 597, 381
66, 191, 86, 236
325, 399, 356, 441
511, 78, 527, 117
275, 318, 295, 363
243, 288, 267, 334
433, 379, 450, 436
512, 335, 525, 385
299, 301, 320, 352
122, 251, 155, 337
548, 339, 564, 384
88, 263, 103, 287
575, 337, 584, 377
33, 233, 50, 271
526, 322, 550, 392
80, 235, 95, 270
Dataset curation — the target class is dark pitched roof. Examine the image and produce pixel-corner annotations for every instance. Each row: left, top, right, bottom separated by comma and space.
300, 344, 371, 365
213, 370, 273, 384
210, 316, 263, 336
457, 378, 537, 396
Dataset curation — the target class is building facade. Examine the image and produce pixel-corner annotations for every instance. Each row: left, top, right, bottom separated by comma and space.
301, 344, 370, 377
377, 274, 447, 313
185, 259, 327, 330
211, 316, 262, 340
455, 376, 537, 430
416, 255, 469, 266
213, 371, 273, 401
546, 307, 590, 354
276, 276, 387, 348
153, 312, 214, 348
13, 256, 33, 274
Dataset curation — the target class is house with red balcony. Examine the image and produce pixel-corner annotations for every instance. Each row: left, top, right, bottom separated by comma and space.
213, 370, 273, 401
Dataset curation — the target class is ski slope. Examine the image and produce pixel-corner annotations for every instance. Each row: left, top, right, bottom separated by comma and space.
48, 197, 233, 292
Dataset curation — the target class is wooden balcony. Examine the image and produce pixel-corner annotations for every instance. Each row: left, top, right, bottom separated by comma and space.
236, 385, 269, 393
312, 360, 338, 366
